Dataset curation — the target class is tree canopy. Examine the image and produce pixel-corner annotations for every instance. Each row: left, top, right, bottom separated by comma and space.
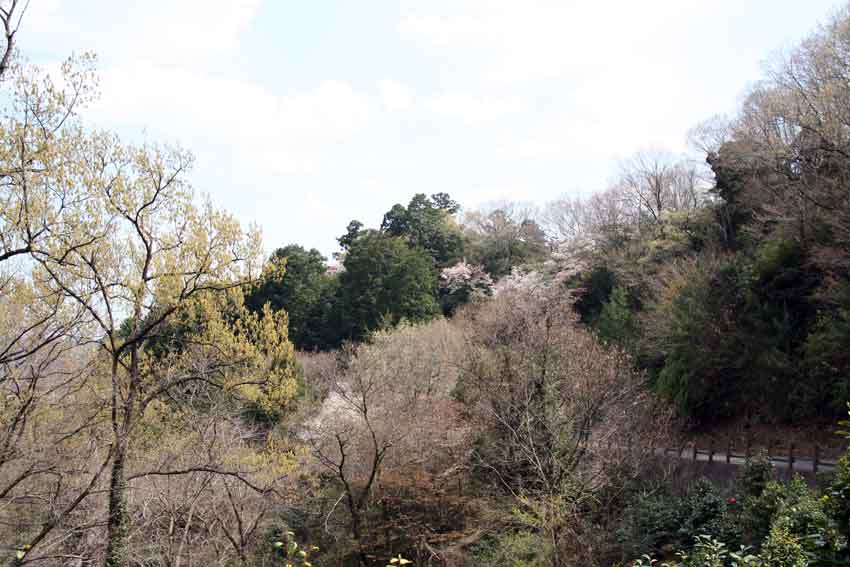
337, 232, 440, 342
246, 244, 337, 350
380, 192, 464, 267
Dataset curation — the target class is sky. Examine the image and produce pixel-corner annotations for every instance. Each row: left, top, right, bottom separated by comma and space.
22, 0, 845, 258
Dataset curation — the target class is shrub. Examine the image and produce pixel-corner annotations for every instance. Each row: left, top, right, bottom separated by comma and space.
676, 535, 730, 567
469, 531, 548, 567
759, 519, 807, 567
740, 450, 774, 499
802, 283, 850, 421
824, 450, 850, 534
752, 239, 805, 289
594, 285, 637, 345
640, 256, 763, 423
617, 491, 681, 556
616, 478, 743, 560
742, 479, 786, 544
677, 479, 741, 548
574, 265, 616, 323
632, 536, 742, 567
629, 411, 850, 567
820, 408, 850, 561
773, 477, 831, 549
630, 528, 805, 567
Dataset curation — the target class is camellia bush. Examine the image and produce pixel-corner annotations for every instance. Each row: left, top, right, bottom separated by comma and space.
626, 406, 850, 567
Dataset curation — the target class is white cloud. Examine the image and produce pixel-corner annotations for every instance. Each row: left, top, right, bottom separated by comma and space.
91, 64, 371, 175
24, 0, 382, 255
29, 1, 373, 176
427, 93, 526, 124
496, 138, 568, 161
26, 0, 263, 66
378, 79, 413, 112
399, 0, 691, 84
136, 0, 264, 65
398, 0, 723, 163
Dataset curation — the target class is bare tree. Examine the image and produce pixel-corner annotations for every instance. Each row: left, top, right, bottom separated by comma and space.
0, 0, 28, 79
463, 202, 549, 277
126, 401, 295, 567
306, 321, 468, 565
617, 150, 706, 228
454, 286, 669, 566
544, 186, 635, 251
713, 6, 850, 267
542, 194, 591, 243
0, 52, 122, 566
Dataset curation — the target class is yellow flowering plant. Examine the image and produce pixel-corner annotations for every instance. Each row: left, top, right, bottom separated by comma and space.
273, 531, 319, 567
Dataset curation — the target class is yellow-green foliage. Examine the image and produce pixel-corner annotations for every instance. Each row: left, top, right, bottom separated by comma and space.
140, 289, 299, 421
759, 520, 807, 567
272, 531, 320, 567
470, 531, 548, 567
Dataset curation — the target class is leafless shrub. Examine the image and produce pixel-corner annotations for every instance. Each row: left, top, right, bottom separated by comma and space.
453, 286, 670, 566
305, 320, 472, 564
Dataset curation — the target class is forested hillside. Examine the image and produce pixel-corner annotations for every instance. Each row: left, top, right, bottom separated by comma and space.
2, 2, 850, 566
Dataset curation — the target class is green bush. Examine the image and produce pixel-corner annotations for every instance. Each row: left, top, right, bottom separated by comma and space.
574, 265, 617, 324
594, 285, 637, 345
616, 490, 681, 556
642, 256, 774, 423
740, 450, 774, 499
824, 450, 850, 534
627, 413, 850, 567
676, 535, 731, 567
677, 479, 742, 547
752, 239, 804, 288
469, 531, 548, 567
819, 415, 850, 562
616, 478, 742, 559
742, 479, 786, 544
759, 519, 807, 567
775, 477, 831, 546
632, 535, 746, 567
636, 238, 834, 424
630, 529, 806, 567
801, 280, 850, 421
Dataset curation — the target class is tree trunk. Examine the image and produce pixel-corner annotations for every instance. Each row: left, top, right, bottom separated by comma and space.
106, 341, 140, 567
105, 438, 130, 567
348, 498, 368, 567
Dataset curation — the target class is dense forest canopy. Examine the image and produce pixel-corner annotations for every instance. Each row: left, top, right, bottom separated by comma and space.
2, 2, 850, 567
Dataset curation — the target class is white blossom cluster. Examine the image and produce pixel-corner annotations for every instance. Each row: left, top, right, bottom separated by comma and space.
439, 261, 494, 298
493, 267, 548, 296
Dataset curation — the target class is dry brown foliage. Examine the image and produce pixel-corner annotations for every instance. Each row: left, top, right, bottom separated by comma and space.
453, 286, 670, 566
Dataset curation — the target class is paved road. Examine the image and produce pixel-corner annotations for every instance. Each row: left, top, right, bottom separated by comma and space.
654, 447, 837, 473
